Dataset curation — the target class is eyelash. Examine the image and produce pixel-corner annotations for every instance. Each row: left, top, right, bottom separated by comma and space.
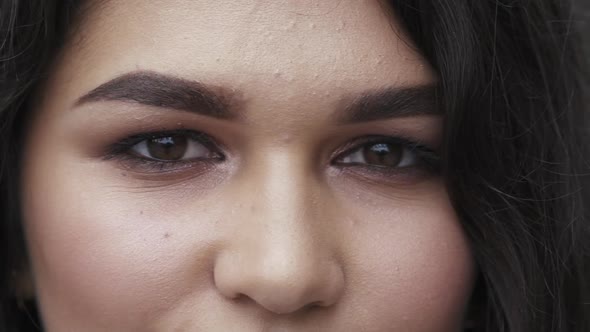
104, 130, 440, 175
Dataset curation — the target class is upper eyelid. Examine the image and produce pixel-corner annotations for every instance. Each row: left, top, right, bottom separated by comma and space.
119, 130, 216, 147
118, 130, 209, 142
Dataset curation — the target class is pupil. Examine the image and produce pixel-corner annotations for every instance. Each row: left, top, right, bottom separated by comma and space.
363, 143, 402, 167
147, 135, 188, 160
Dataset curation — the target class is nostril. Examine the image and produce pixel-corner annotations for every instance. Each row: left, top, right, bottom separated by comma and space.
303, 301, 323, 311
232, 292, 324, 314
232, 293, 251, 304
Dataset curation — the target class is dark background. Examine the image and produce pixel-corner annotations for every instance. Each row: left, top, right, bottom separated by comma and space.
577, 0, 589, 66
576, 0, 589, 106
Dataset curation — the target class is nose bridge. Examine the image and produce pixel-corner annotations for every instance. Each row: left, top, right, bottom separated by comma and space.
213, 151, 344, 315
257, 150, 317, 228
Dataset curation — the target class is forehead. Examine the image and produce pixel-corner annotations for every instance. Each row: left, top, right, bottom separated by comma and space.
59, 0, 434, 95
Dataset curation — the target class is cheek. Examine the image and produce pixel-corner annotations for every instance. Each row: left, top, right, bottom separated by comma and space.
20, 154, 221, 329
336, 182, 475, 330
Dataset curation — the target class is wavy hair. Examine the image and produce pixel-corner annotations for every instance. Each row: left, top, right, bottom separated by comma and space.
0, 1, 588, 331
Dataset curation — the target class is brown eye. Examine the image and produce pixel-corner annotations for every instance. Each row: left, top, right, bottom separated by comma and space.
362, 143, 402, 167
147, 135, 187, 160
339, 142, 418, 168
131, 135, 211, 161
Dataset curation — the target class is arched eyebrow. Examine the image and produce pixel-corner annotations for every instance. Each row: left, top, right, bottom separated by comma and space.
335, 85, 440, 124
75, 71, 440, 123
75, 71, 239, 120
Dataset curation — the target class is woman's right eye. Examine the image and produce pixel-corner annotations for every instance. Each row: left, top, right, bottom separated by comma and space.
105, 130, 225, 173
131, 134, 214, 161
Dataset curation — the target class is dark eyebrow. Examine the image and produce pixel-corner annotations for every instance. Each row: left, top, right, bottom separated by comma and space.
75, 71, 238, 120
337, 85, 441, 124
76, 71, 439, 123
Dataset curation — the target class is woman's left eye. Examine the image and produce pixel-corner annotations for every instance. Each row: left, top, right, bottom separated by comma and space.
338, 142, 416, 168
334, 138, 437, 170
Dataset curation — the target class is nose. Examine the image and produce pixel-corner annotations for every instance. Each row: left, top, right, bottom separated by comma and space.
213, 158, 345, 315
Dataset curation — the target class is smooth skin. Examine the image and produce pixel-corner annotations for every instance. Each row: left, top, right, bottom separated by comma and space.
20, 0, 475, 331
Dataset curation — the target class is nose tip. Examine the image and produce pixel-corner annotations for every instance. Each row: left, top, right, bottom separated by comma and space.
213, 250, 345, 315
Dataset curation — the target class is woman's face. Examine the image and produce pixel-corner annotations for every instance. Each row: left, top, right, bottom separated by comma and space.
20, 1, 475, 331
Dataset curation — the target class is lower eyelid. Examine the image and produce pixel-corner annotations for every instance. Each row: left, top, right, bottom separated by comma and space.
330, 163, 437, 188
114, 156, 219, 176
